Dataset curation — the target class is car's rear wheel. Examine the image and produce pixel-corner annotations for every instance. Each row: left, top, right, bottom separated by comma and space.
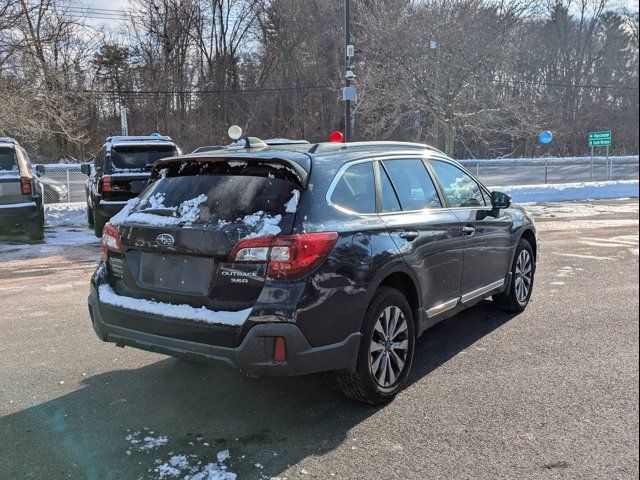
93, 209, 106, 237
337, 287, 415, 404
493, 238, 535, 312
27, 209, 45, 241
87, 202, 94, 226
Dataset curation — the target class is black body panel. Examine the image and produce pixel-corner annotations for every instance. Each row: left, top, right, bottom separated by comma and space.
89, 144, 538, 376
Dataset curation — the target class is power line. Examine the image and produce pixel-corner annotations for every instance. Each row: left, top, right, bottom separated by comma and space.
81, 85, 338, 97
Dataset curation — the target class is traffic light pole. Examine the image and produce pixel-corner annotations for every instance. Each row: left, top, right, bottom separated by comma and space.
344, 0, 352, 142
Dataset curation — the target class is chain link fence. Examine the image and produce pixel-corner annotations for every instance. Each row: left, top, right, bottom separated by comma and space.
36, 164, 88, 205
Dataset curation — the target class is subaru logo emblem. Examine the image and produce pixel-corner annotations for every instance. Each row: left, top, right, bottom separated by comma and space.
156, 233, 175, 247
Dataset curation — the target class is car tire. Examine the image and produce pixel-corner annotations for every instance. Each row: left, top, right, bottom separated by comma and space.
87, 203, 94, 226
337, 287, 415, 404
493, 237, 535, 312
27, 209, 45, 241
93, 209, 106, 237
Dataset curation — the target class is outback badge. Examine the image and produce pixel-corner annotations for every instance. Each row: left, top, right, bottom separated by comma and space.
156, 233, 175, 247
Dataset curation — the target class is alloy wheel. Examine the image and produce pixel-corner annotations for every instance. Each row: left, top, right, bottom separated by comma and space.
514, 250, 533, 303
369, 306, 409, 388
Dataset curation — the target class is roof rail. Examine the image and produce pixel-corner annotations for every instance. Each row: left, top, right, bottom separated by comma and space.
0, 136, 17, 145
309, 141, 445, 155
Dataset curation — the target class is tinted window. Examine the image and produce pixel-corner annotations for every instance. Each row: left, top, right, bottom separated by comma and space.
383, 159, 441, 210
0, 147, 16, 171
430, 160, 486, 207
330, 162, 376, 214
110, 145, 177, 171
380, 166, 401, 213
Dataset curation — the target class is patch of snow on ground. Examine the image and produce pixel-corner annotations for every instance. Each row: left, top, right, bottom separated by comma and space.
126, 431, 169, 451
99, 283, 252, 326
46, 202, 88, 228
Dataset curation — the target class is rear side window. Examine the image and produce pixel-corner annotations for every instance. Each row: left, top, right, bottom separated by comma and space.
380, 167, 401, 213
382, 159, 442, 210
330, 162, 376, 214
430, 160, 487, 208
0, 147, 17, 172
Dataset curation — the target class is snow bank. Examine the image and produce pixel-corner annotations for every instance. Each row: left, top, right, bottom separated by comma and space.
98, 283, 252, 326
492, 180, 639, 203
46, 202, 87, 227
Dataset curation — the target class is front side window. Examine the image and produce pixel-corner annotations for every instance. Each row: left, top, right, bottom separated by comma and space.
430, 160, 487, 208
330, 162, 376, 214
382, 159, 442, 210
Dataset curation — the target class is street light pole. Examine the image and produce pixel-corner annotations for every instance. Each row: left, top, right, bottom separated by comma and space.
344, 0, 352, 142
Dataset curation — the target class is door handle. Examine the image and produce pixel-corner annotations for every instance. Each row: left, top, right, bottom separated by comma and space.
462, 226, 476, 235
399, 230, 419, 241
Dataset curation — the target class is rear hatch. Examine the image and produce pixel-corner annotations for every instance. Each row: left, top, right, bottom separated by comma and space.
104, 144, 177, 201
105, 158, 304, 324
0, 147, 25, 207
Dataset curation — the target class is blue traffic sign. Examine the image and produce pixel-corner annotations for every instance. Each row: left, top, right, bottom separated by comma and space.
538, 131, 554, 144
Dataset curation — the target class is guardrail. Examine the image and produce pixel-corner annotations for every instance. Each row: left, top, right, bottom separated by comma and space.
459, 156, 639, 187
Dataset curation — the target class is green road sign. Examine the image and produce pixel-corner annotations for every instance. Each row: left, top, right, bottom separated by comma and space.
589, 131, 612, 147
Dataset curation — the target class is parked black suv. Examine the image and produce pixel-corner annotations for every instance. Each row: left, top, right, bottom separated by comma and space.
0, 137, 45, 240
88, 140, 538, 403
83, 135, 180, 236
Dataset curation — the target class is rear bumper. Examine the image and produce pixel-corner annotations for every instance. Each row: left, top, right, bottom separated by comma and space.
96, 200, 129, 218
0, 202, 40, 225
88, 283, 361, 376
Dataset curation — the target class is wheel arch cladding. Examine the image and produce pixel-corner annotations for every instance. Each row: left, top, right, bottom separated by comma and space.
377, 272, 420, 328
520, 228, 537, 260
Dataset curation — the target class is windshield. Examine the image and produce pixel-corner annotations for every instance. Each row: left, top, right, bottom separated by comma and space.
0, 147, 17, 172
110, 145, 177, 171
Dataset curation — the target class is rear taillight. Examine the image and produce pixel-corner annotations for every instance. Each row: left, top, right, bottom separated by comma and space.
229, 232, 338, 279
100, 175, 112, 193
20, 177, 32, 195
101, 222, 122, 260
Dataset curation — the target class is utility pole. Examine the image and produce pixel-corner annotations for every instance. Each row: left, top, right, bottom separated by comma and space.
344, 0, 354, 142
120, 106, 129, 136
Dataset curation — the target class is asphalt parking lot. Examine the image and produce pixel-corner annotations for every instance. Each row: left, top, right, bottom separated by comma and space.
0, 200, 638, 480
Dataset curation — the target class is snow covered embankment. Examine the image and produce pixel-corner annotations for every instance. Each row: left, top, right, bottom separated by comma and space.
491, 180, 639, 203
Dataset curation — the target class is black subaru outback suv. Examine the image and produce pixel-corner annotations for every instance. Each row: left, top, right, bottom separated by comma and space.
83, 135, 180, 236
88, 140, 537, 404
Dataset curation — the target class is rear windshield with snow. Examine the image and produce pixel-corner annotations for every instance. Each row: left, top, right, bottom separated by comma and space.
110, 145, 177, 171
120, 162, 301, 232
0, 147, 17, 172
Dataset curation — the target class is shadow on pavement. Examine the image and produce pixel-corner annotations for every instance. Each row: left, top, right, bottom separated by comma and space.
0, 301, 517, 480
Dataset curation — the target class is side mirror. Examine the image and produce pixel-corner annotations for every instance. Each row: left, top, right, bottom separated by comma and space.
491, 191, 511, 210
80, 163, 91, 176
35, 164, 46, 176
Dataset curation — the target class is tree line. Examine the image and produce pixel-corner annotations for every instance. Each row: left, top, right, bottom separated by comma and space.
0, 0, 638, 161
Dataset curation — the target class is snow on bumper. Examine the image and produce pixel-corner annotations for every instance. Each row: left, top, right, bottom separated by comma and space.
88, 282, 361, 376
98, 283, 252, 326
